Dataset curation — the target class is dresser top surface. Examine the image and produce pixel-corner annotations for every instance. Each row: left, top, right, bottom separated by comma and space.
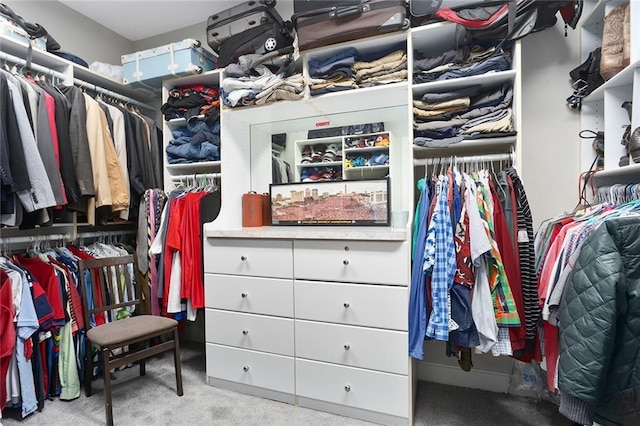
203, 225, 408, 242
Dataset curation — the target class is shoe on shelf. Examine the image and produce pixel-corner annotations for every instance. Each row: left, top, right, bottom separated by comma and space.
630, 127, 640, 163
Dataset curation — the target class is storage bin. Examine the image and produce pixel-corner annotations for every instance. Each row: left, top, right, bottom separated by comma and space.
121, 39, 217, 90
0, 15, 47, 51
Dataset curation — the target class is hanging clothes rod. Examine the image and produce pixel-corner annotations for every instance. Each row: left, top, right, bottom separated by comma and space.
73, 77, 154, 111
0, 229, 137, 245
0, 50, 153, 111
74, 229, 137, 241
0, 51, 67, 80
413, 152, 514, 166
169, 172, 222, 182
0, 232, 71, 246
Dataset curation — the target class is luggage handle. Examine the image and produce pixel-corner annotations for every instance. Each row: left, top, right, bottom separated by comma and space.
331, 3, 370, 19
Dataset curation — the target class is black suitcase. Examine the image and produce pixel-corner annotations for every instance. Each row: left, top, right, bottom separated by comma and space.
217, 20, 294, 67
292, 0, 409, 51
206, 0, 286, 52
293, 0, 362, 14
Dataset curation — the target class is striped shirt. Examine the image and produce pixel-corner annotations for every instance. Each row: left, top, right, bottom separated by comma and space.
506, 168, 539, 342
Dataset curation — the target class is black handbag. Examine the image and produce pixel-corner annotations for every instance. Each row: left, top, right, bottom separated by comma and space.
566, 47, 605, 110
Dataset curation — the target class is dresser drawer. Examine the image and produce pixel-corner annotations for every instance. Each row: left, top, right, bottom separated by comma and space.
205, 274, 293, 317
206, 343, 294, 394
293, 240, 408, 285
296, 359, 408, 418
204, 238, 293, 278
295, 321, 407, 375
295, 280, 407, 330
206, 309, 294, 356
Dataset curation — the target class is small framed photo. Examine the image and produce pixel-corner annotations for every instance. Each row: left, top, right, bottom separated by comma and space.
269, 178, 390, 226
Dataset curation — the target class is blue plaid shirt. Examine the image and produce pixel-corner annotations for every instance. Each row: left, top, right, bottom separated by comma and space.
425, 177, 457, 341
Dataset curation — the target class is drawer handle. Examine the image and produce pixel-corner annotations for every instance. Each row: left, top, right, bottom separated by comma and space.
343, 302, 350, 308
344, 246, 349, 251
243, 366, 250, 372
241, 292, 248, 299
344, 344, 350, 351
343, 259, 349, 265
344, 384, 351, 392
240, 256, 247, 261
242, 329, 249, 336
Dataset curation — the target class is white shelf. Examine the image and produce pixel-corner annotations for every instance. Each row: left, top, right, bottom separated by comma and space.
413, 136, 517, 157
165, 116, 207, 128
412, 70, 517, 96
345, 166, 390, 178
296, 136, 342, 145
166, 161, 221, 175
0, 34, 155, 103
164, 68, 221, 88
593, 163, 640, 186
584, 59, 640, 101
581, 0, 629, 27
298, 161, 342, 169
224, 82, 409, 125
344, 146, 389, 154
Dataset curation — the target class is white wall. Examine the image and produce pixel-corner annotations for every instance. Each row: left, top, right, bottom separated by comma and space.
4, 0, 132, 65
520, 22, 582, 229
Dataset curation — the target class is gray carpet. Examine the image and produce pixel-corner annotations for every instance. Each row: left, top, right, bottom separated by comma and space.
2, 343, 574, 426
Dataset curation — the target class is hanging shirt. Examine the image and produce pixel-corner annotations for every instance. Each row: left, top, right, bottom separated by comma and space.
1, 72, 57, 212
475, 173, 520, 327
409, 179, 431, 359
425, 177, 457, 341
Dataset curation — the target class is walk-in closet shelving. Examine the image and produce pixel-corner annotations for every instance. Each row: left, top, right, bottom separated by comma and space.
579, 0, 639, 179
161, 69, 222, 191
0, 34, 155, 102
159, 12, 526, 422
409, 21, 522, 166
0, 33, 157, 241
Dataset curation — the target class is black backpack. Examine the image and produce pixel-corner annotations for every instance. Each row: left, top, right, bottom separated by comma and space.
427, 0, 583, 41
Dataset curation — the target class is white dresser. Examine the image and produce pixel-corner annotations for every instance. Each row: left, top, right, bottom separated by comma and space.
203, 227, 412, 425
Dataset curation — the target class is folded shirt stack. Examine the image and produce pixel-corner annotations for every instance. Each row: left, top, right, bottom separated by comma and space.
413, 41, 512, 84
221, 51, 305, 108
413, 83, 516, 148
166, 120, 221, 164
308, 43, 408, 97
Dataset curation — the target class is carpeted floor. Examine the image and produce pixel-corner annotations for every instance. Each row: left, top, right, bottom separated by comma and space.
1, 342, 574, 426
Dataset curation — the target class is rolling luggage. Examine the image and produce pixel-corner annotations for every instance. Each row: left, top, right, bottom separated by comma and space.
206, 0, 287, 52
292, 0, 409, 51
216, 21, 294, 67
293, 0, 362, 14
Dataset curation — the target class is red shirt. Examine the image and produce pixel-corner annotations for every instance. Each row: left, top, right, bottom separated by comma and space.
164, 196, 186, 314
490, 181, 525, 353
182, 192, 207, 308
14, 256, 65, 325
0, 269, 16, 412
67, 246, 105, 326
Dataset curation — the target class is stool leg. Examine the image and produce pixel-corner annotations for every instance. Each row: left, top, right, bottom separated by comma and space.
173, 329, 183, 396
102, 347, 114, 426
85, 340, 93, 397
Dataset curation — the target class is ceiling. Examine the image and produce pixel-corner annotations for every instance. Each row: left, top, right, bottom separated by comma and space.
59, 0, 249, 41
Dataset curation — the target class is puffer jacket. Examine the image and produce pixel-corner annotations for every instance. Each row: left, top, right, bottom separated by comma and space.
558, 216, 640, 426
